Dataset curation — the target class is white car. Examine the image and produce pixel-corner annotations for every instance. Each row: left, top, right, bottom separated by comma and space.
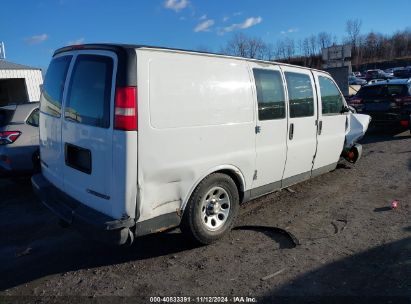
32, 44, 370, 245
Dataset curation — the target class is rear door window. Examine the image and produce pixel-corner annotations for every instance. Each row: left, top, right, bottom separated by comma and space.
284, 72, 314, 118
26, 108, 40, 127
253, 69, 286, 120
41, 56, 72, 117
64, 55, 114, 128
319, 76, 344, 115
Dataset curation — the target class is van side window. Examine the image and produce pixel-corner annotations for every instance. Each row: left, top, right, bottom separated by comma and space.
65, 55, 113, 128
40, 56, 72, 117
253, 69, 285, 120
26, 108, 40, 127
319, 76, 344, 115
284, 72, 314, 118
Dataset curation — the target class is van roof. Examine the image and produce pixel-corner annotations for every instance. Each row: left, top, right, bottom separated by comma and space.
54, 43, 330, 75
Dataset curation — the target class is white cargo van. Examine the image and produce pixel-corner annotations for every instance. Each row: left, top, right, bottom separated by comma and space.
32, 44, 369, 245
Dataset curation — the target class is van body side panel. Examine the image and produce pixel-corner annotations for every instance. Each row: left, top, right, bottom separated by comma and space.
112, 130, 138, 218
136, 49, 255, 222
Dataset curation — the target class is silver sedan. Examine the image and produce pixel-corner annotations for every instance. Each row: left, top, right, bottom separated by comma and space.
0, 102, 39, 175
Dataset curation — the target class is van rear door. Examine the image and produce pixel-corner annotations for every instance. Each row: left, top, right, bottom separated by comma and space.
61, 51, 117, 217
40, 55, 72, 190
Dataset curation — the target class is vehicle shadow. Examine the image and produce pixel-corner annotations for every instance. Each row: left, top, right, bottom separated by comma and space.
0, 226, 199, 291
263, 237, 411, 302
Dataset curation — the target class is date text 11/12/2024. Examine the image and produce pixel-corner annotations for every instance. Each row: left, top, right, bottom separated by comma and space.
149, 296, 257, 303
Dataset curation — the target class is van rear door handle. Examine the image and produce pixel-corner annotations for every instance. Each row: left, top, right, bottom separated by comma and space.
318, 120, 323, 135
289, 123, 294, 140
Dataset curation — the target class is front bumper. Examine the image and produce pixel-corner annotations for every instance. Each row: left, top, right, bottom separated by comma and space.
31, 174, 135, 245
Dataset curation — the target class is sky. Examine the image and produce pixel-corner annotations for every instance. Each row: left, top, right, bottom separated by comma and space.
1, 0, 411, 70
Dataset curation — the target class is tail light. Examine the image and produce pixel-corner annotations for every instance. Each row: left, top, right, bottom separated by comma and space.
395, 96, 411, 106
114, 86, 137, 131
400, 120, 409, 127
0, 131, 21, 145
349, 97, 363, 105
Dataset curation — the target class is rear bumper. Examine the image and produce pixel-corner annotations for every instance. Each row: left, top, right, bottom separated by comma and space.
0, 145, 39, 175
31, 173, 135, 245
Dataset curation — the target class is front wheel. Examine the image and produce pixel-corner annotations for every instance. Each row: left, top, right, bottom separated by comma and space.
181, 173, 239, 245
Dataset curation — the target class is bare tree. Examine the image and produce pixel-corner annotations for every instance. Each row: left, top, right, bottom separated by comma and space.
309, 35, 317, 55
221, 33, 270, 60
317, 32, 332, 50
284, 37, 295, 60
346, 19, 362, 48
302, 38, 310, 57
346, 19, 362, 68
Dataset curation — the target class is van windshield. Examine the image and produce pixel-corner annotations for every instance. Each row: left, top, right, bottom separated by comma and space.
64, 55, 113, 128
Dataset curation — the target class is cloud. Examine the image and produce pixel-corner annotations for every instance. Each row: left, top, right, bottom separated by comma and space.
25, 34, 48, 45
233, 11, 243, 16
222, 16, 230, 22
280, 28, 299, 35
194, 19, 215, 32
199, 14, 207, 20
220, 16, 262, 34
164, 0, 189, 12
68, 38, 85, 45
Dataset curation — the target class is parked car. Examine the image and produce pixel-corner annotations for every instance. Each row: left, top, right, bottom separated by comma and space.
367, 79, 386, 85
349, 75, 367, 85
393, 66, 411, 79
32, 44, 369, 246
349, 79, 411, 128
384, 68, 394, 77
364, 69, 392, 81
352, 71, 362, 77
0, 103, 40, 175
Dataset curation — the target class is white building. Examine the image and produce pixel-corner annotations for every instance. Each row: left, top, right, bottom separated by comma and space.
0, 60, 43, 107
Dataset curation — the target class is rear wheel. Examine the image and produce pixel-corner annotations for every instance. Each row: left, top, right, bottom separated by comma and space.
181, 173, 239, 245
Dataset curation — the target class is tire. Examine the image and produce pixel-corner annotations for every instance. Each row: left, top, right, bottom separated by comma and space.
181, 173, 239, 245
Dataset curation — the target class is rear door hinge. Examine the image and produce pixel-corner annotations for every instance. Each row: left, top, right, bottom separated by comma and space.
255, 126, 261, 134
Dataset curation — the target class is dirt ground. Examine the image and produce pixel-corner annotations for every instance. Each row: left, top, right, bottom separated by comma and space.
0, 125, 410, 303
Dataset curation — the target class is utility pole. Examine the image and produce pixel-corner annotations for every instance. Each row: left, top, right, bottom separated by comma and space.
0, 42, 6, 60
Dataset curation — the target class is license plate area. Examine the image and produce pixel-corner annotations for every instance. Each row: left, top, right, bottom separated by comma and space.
65, 143, 92, 174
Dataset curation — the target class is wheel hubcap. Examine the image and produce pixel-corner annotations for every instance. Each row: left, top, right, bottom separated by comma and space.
201, 186, 230, 231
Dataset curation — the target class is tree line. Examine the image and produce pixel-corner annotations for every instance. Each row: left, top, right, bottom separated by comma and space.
217, 19, 411, 70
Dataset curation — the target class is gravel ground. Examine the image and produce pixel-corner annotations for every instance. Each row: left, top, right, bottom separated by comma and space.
0, 126, 410, 303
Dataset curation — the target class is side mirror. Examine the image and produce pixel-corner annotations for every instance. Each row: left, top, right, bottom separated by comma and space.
341, 105, 351, 114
